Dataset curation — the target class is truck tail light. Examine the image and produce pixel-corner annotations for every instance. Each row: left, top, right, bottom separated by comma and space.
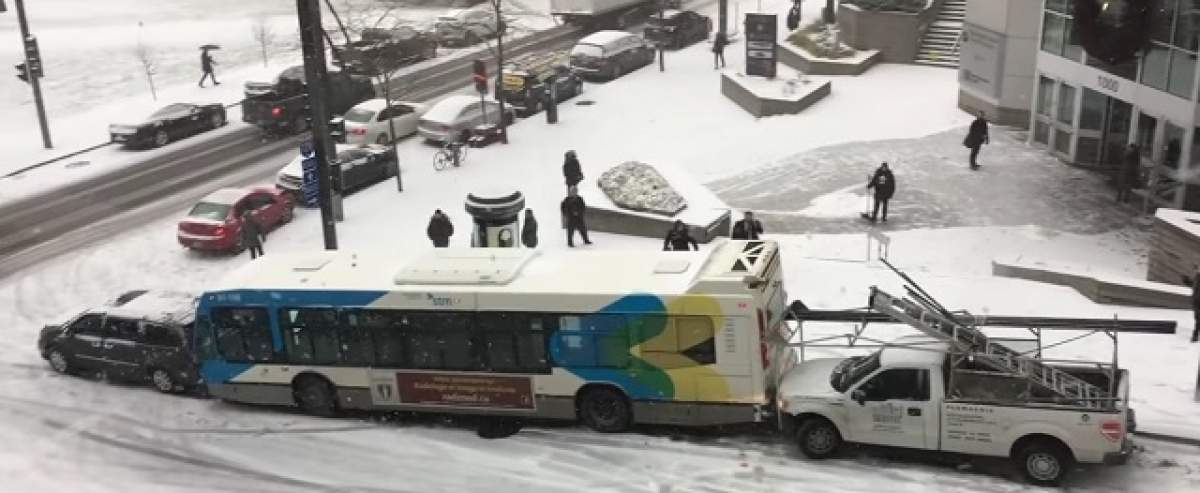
271, 107, 283, 118
351, 127, 367, 135
758, 308, 770, 370
1100, 420, 1123, 442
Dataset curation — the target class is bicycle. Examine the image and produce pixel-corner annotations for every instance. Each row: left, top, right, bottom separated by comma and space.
433, 140, 468, 171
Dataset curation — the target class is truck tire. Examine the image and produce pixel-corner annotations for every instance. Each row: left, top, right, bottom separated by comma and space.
578, 387, 631, 433
1017, 441, 1073, 486
796, 418, 842, 459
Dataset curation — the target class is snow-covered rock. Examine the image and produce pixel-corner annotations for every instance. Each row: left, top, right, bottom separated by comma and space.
597, 161, 688, 216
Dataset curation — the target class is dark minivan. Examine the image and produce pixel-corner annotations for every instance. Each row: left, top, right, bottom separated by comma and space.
38, 290, 201, 394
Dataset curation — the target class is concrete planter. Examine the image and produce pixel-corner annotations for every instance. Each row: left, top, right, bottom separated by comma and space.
777, 42, 881, 75
720, 72, 832, 118
837, 1, 943, 63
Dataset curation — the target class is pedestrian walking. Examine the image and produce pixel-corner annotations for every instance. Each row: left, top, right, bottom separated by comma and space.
199, 48, 220, 87
563, 150, 583, 191
427, 209, 454, 248
713, 32, 728, 69
731, 211, 764, 240
1189, 265, 1200, 343
786, 2, 802, 31
561, 186, 592, 247
241, 211, 264, 260
521, 209, 539, 248
964, 110, 989, 169
866, 162, 896, 223
1117, 143, 1140, 203
663, 220, 699, 251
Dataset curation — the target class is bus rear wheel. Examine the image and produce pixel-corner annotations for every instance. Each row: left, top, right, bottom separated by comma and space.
294, 375, 337, 417
579, 387, 631, 433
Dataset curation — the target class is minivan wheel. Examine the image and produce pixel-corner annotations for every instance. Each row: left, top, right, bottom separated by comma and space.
48, 348, 71, 374
150, 368, 177, 393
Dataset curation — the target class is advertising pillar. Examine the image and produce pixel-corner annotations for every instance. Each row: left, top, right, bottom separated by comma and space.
465, 190, 526, 247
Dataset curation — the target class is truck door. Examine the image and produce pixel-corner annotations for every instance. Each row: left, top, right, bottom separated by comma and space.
846, 368, 938, 450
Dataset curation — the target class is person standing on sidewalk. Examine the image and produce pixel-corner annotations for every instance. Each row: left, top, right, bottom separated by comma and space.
713, 32, 728, 69
427, 209, 454, 248
563, 150, 583, 192
1117, 143, 1140, 203
241, 211, 264, 260
1192, 266, 1200, 342
964, 111, 989, 170
561, 186, 591, 247
866, 162, 896, 223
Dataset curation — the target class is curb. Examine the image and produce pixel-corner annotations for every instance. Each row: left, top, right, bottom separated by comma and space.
1134, 431, 1200, 448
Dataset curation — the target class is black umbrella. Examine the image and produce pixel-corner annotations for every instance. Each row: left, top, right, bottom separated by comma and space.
199, 44, 221, 51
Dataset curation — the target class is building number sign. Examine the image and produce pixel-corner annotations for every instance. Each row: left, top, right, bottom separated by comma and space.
1097, 75, 1120, 92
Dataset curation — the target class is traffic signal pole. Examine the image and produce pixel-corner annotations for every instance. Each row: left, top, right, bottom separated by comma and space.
297, 0, 338, 250
12, 0, 52, 149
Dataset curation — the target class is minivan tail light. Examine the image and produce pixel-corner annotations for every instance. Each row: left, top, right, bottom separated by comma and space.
1100, 420, 1123, 442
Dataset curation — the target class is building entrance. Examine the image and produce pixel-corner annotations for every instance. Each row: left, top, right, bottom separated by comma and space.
1076, 88, 1133, 168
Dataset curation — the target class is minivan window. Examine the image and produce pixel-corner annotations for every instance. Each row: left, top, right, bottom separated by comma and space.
571, 44, 604, 58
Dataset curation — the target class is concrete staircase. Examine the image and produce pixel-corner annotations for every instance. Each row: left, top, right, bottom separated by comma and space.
915, 0, 965, 68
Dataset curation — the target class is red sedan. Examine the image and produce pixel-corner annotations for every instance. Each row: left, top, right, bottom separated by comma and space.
177, 187, 294, 252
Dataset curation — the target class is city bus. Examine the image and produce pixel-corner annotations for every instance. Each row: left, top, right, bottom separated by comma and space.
193, 239, 793, 431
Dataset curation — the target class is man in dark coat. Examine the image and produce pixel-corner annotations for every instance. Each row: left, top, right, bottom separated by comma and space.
427, 209, 454, 248
866, 162, 896, 223
786, 2, 802, 31
1117, 143, 1140, 203
241, 211, 264, 259
713, 32, 728, 69
563, 150, 583, 190
663, 220, 699, 251
560, 186, 591, 247
1187, 266, 1200, 343
964, 111, 989, 169
731, 211, 764, 240
521, 209, 538, 248
199, 48, 219, 87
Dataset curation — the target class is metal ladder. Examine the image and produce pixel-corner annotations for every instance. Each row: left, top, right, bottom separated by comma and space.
869, 287, 1109, 407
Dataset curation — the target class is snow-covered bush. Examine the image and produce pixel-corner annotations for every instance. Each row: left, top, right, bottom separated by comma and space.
787, 20, 856, 59
598, 162, 687, 216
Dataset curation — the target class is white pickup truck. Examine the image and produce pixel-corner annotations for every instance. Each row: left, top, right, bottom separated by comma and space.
775, 336, 1134, 486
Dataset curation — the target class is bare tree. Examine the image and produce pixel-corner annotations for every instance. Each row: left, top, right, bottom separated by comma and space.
251, 16, 276, 67
134, 39, 159, 101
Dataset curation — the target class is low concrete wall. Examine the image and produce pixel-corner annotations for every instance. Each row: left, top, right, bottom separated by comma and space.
583, 207, 731, 244
777, 43, 880, 75
992, 257, 1192, 309
837, 1, 942, 63
720, 74, 832, 118
958, 89, 1030, 128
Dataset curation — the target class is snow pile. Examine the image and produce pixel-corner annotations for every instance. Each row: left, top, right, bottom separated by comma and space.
597, 161, 688, 216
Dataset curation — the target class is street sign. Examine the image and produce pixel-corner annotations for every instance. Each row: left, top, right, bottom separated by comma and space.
301, 154, 320, 207
744, 13, 777, 78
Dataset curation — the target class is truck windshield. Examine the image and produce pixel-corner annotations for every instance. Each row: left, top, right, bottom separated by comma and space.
830, 351, 881, 392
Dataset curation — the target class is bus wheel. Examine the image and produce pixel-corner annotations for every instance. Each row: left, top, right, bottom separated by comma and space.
294, 375, 337, 417
579, 387, 631, 433
796, 418, 842, 459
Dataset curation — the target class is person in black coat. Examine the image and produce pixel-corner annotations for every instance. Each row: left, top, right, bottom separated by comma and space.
521, 209, 538, 248
713, 32, 728, 69
1117, 143, 1140, 203
1186, 266, 1200, 343
786, 3, 802, 31
663, 220, 699, 251
199, 48, 219, 87
563, 150, 583, 191
866, 162, 896, 223
731, 211, 764, 240
427, 209, 454, 248
241, 211, 264, 259
964, 111, 989, 169
560, 186, 591, 247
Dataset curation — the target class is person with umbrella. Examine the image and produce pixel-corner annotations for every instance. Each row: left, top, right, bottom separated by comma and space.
199, 44, 220, 87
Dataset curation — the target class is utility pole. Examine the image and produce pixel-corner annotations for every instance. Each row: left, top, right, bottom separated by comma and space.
657, 1, 665, 71
491, 0, 509, 144
11, 0, 52, 149
718, 0, 727, 39
297, 0, 339, 250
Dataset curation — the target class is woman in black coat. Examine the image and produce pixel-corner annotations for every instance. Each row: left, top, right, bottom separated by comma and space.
521, 209, 538, 248
562, 150, 583, 190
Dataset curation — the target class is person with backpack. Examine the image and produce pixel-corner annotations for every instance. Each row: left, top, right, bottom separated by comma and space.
866, 162, 896, 223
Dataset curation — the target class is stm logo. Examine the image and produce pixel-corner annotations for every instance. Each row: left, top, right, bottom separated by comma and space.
426, 293, 457, 306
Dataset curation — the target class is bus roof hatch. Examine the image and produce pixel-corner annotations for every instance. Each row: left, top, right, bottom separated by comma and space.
393, 248, 540, 285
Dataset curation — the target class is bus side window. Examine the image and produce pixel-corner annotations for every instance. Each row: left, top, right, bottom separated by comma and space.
407, 312, 479, 370
479, 312, 550, 373
281, 308, 339, 365
339, 310, 377, 366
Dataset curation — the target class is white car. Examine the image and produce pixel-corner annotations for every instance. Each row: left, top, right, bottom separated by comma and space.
417, 94, 513, 143
341, 99, 429, 146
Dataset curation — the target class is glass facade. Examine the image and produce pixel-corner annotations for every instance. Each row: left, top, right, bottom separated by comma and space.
1137, 0, 1200, 98
1057, 84, 1076, 125
1166, 122, 1185, 169
1040, 10, 1082, 61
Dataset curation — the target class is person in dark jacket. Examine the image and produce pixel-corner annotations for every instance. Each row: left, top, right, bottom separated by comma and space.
241, 211, 264, 259
866, 162, 896, 222
521, 209, 538, 248
1187, 266, 1200, 343
427, 209, 454, 248
560, 186, 591, 247
199, 48, 219, 87
786, 3, 802, 31
731, 211, 764, 240
563, 150, 583, 191
964, 110, 989, 169
712, 32, 728, 69
1117, 143, 1140, 203
663, 220, 699, 251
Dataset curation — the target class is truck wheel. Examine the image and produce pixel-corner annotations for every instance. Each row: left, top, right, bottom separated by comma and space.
1017, 442, 1072, 486
47, 347, 71, 374
579, 387, 631, 433
796, 418, 842, 459
149, 368, 178, 394
294, 375, 338, 417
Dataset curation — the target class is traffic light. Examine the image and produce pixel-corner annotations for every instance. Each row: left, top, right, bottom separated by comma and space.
472, 59, 487, 94
15, 62, 28, 83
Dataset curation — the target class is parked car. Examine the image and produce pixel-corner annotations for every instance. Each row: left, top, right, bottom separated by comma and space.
333, 25, 438, 75
498, 50, 584, 117
276, 144, 400, 198
643, 10, 711, 49
37, 290, 201, 394
434, 8, 499, 47
341, 99, 429, 146
417, 94, 515, 143
569, 30, 655, 80
109, 103, 227, 148
176, 187, 294, 252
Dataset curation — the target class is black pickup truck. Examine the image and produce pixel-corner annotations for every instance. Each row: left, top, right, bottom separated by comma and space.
241, 65, 376, 136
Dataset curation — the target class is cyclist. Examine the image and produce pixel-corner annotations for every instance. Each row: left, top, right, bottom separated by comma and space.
446, 138, 465, 167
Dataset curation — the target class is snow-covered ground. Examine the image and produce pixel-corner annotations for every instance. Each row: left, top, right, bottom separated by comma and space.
2, 0, 1199, 490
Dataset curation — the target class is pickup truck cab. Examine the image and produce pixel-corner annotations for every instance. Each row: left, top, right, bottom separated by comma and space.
776, 335, 1132, 486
